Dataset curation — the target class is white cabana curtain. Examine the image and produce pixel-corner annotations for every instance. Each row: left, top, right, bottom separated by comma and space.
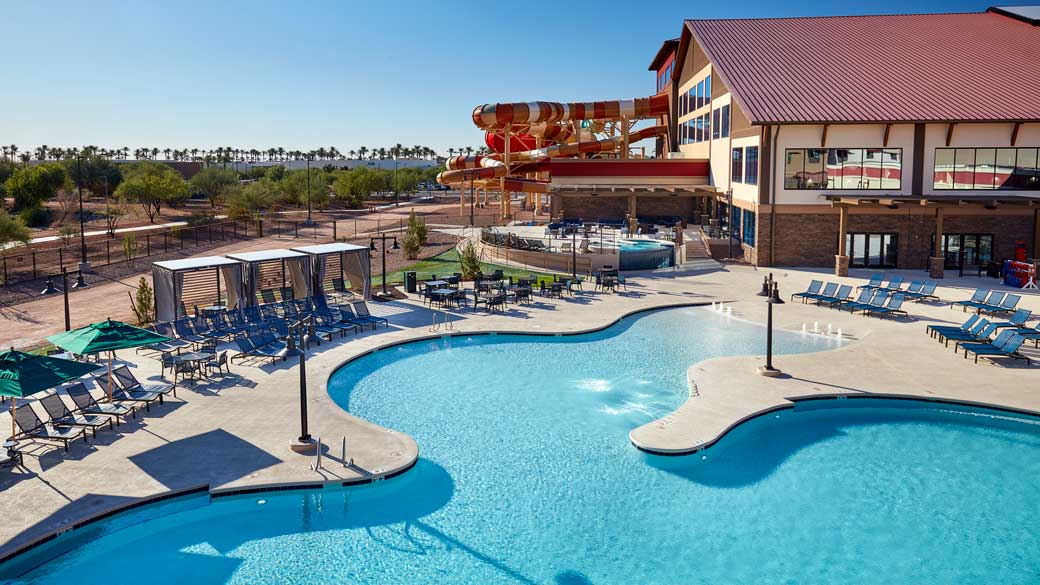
287, 257, 311, 299
219, 265, 244, 309
152, 266, 177, 322
342, 250, 372, 300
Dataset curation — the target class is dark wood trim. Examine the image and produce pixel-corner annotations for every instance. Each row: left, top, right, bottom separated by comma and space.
1011, 122, 1022, 146
883, 123, 892, 147
912, 123, 926, 196
821, 124, 829, 147
945, 123, 957, 146
759, 126, 771, 205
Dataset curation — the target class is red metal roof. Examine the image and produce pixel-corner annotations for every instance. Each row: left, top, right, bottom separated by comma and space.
685, 10, 1040, 124
551, 159, 708, 177
647, 39, 679, 71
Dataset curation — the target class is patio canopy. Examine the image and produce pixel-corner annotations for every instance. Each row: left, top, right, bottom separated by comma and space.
225, 249, 312, 306
291, 243, 372, 300
152, 256, 244, 322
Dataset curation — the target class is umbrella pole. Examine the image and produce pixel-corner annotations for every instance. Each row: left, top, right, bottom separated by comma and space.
107, 351, 113, 402
10, 398, 15, 440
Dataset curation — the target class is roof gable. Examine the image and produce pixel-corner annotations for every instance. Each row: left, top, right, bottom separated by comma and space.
685, 11, 1040, 124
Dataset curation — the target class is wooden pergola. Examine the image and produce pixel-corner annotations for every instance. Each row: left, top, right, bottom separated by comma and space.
826, 194, 1040, 277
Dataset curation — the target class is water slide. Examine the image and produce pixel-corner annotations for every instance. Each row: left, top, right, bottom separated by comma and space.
437, 92, 670, 193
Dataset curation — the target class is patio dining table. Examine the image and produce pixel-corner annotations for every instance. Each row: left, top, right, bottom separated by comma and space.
429, 288, 460, 307
167, 351, 214, 385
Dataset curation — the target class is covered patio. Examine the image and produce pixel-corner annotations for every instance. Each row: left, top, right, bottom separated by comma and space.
290, 242, 372, 300
225, 249, 312, 305
152, 256, 245, 322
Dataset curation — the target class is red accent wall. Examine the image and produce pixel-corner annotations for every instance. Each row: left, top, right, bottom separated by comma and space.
550, 159, 709, 178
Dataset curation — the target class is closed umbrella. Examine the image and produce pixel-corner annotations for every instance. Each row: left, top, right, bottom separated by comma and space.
0, 348, 101, 438
47, 319, 169, 400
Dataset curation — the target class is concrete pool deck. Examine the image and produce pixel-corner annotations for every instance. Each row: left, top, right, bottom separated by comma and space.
1, 261, 1039, 559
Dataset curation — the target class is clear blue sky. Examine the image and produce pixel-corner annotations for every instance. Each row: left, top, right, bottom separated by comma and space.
1, 0, 988, 157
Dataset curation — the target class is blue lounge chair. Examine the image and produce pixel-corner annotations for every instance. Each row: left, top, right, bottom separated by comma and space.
959, 291, 1005, 314
173, 319, 207, 344
991, 308, 1031, 331
803, 282, 837, 303
902, 281, 923, 296
817, 284, 852, 307
939, 321, 995, 348
864, 294, 908, 319
791, 280, 823, 302
849, 291, 888, 314
1013, 323, 1040, 348
951, 289, 987, 310
927, 314, 979, 338
840, 289, 875, 312
980, 293, 1020, 315
350, 301, 389, 328
903, 281, 939, 303
858, 273, 884, 291
880, 276, 904, 291
961, 333, 1030, 365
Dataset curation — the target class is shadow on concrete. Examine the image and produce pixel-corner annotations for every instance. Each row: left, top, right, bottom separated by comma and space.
128, 428, 281, 489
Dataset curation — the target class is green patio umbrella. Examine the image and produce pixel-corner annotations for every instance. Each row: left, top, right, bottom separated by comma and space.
0, 348, 101, 438
47, 319, 170, 400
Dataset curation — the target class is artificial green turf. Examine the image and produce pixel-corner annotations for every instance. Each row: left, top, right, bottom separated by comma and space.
376, 249, 560, 286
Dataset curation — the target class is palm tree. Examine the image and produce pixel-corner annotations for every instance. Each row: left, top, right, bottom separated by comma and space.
7, 145, 16, 162
162, 148, 172, 160
18, 152, 30, 165
35, 145, 48, 160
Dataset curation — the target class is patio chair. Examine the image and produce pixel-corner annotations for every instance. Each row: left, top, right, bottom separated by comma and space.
311, 310, 352, 339
351, 301, 389, 328
469, 289, 488, 312
991, 309, 1031, 331
902, 281, 923, 296
487, 293, 506, 312
93, 375, 162, 412
140, 322, 192, 354
839, 289, 875, 312
958, 291, 1004, 314
880, 276, 904, 291
12, 404, 85, 451
817, 284, 853, 307
927, 314, 979, 339
939, 321, 996, 348
951, 289, 987, 310
863, 294, 908, 319
160, 352, 198, 383
803, 282, 838, 303
903, 281, 939, 303
791, 280, 823, 302
173, 319, 207, 345
113, 365, 176, 400
858, 273, 884, 290
65, 381, 134, 422
204, 351, 230, 376
38, 393, 112, 438
981, 293, 1020, 315
280, 286, 295, 302
847, 291, 887, 314
260, 289, 278, 304
961, 333, 1030, 365
231, 332, 286, 365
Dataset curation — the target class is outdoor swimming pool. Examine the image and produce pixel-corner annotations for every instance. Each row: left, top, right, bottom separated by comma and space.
618, 239, 674, 270
6, 308, 1039, 584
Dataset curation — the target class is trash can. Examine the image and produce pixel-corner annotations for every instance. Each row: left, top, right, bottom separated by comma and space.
404, 271, 417, 293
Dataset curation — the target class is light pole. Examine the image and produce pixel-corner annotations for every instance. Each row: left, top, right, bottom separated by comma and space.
469, 175, 475, 227
304, 157, 313, 225
41, 267, 74, 331
725, 188, 734, 260
758, 273, 785, 377
76, 154, 89, 271
571, 228, 577, 277
370, 233, 399, 299
279, 331, 315, 453
393, 154, 400, 208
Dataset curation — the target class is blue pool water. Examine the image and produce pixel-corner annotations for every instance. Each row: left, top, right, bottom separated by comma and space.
618, 239, 672, 252
8, 308, 1040, 584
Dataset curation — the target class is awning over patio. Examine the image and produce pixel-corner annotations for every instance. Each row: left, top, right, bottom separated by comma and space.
152, 256, 245, 322
290, 243, 372, 300
226, 249, 312, 306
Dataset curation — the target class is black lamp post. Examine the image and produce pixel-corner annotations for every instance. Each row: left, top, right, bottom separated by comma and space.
725, 188, 734, 260
40, 267, 73, 331
571, 228, 577, 277
76, 154, 89, 271
370, 234, 399, 298
304, 157, 313, 225
279, 331, 314, 453
758, 273, 784, 377
469, 175, 475, 227
393, 155, 400, 208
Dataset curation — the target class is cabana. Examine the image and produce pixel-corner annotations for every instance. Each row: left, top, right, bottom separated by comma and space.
225, 249, 313, 306
291, 242, 372, 300
152, 256, 245, 322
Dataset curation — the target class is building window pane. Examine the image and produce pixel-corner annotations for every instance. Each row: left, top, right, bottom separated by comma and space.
705, 76, 711, 106
994, 148, 1017, 189
731, 148, 743, 183
712, 109, 721, 139
720, 105, 730, 137
953, 148, 975, 190
863, 149, 884, 189
934, 148, 955, 189
731, 206, 742, 241
1015, 148, 1039, 190
743, 210, 756, 246
805, 149, 825, 189
785, 149, 805, 189
703, 113, 710, 141
882, 149, 902, 189
745, 146, 759, 185
840, 149, 865, 189
696, 81, 704, 109
974, 148, 996, 190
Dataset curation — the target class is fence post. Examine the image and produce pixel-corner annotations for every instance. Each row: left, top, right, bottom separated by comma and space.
208, 224, 213, 242
333, 220, 337, 241
146, 234, 151, 257
232, 221, 237, 239
31, 250, 36, 280
2, 256, 6, 285
294, 222, 298, 239
194, 227, 199, 247
106, 241, 111, 264
164, 232, 168, 252
59, 248, 63, 270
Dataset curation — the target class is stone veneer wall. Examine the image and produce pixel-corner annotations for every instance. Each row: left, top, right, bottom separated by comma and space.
760, 209, 1036, 268
554, 196, 697, 223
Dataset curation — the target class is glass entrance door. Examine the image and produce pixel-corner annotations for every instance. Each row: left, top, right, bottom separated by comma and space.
934, 234, 994, 270
845, 233, 898, 268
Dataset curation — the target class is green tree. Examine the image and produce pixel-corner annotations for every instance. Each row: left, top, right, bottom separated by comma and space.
279, 168, 330, 208
131, 276, 154, 324
190, 167, 239, 207
407, 210, 428, 245
0, 210, 31, 248
62, 155, 122, 197
264, 165, 286, 182
226, 180, 277, 219
114, 161, 190, 222
459, 240, 481, 279
4, 163, 67, 212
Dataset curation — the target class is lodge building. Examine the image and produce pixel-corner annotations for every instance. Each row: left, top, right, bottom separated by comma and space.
646, 6, 1040, 276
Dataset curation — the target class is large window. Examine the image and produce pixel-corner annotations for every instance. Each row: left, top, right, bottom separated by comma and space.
731, 148, 743, 182
720, 105, 730, 138
742, 210, 756, 246
731, 206, 742, 241
657, 61, 673, 92
712, 108, 720, 140
745, 146, 759, 185
785, 148, 902, 190
932, 234, 994, 269
933, 147, 1040, 190
845, 233, 898, 267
